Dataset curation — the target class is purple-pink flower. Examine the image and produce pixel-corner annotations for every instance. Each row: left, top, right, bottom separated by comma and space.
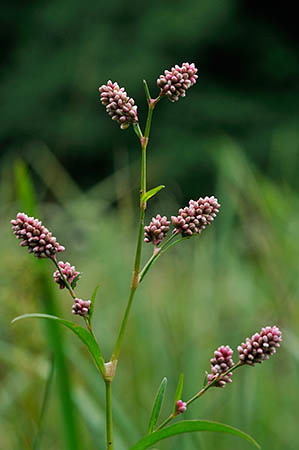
207, 345, 234, 388
53, 261, 80, 289
176, 400, 187, 414
72, 298, 91, 317
144, 214, 170, 246
11, 212, 65, 259
171, 196, 220, 237
157, 62, 198, 102
99, 80, 138, 129
238, 326, 282, 366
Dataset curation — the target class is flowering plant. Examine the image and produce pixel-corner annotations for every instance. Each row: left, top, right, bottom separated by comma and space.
11, 63, 282, 449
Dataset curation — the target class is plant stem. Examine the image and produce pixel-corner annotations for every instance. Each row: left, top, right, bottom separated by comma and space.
105, 381, 114, 450
155, 362, 242, 432
111, 100, 155, 362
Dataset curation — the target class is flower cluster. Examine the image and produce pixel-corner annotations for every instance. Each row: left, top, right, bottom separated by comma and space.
207, 345, 234, 388
53, 261, 80, 289
11, 212, 65, 259
144, 214, 170, 246
72, 298, 91, 317
171, 196, 220, 237
176, 400, 187, 414
99, 80, 138, 129
238, 326, 282, 366
157, 62, 198, 102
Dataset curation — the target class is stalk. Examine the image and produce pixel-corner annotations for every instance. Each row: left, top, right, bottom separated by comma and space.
155, 362, 242, 432
105, 381, 114, 450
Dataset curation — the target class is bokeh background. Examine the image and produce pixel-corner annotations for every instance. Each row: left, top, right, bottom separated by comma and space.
1, 1, 299, 449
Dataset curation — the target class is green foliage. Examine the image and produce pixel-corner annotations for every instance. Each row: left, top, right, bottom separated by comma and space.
148, 377, 167, 434
89, 285, 100, 323
141, 185, 165, 204
172, 373, 184, 413
132, 420, 260, 450
12, 314, 105, 376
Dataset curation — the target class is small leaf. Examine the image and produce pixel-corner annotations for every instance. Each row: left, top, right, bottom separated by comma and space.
202, 371, 208, 388
89, 285, 100, 323
131, 420, 261, 450
141, 185, 165, 204
148, 377, 167, 434
71, 274, 81, 290
12, 314, 105, 376
173, 373, 184, 413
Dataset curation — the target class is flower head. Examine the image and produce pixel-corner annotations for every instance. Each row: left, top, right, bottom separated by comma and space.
171, 196, 220, 237
207, 345, 234, 388
99, 80, 138, 129
11, 212, 65, 259
72, 298, 91, 317
176, 400, 187, 414
53, 261, 80, 289
144, 214, 170, 246
238, 325, 282, 366
157, 62, 198, 102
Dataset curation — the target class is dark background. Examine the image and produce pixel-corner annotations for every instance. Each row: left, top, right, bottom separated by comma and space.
2, 1, 299, 195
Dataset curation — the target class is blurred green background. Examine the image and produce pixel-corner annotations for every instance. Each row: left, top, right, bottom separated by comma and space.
1, 1, 299, 449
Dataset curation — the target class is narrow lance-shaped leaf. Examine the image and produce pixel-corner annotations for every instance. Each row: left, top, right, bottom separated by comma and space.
202, 371, 208, 388
141, 185, 165, 204
12, 314, 105, 376
89, 285, 100, 323
173, 373, 184, 413
148, 377, 167, 434
131, 420, 261, 450
71, 274, 81, 290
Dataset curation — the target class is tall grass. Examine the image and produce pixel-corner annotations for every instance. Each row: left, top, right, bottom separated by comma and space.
0, 138, 298, 449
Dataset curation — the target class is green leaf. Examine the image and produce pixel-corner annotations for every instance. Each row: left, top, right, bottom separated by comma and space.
202, 371, 208, 388
173, 373, 184, 413
71, 274, 81, 290
12, 314, 105, 376
141, 185, 165, 204
132, 420, 261, 450
148, 377, 167, 434
89, 285, 100, 323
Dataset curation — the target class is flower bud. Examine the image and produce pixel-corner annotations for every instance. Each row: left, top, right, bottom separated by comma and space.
72, 298, 91, 317
157, 62, 198, 102
99, 80, 138, 129
238, 326, 282, 366
144, 214, 170, 246
11, 212, 65, 259
171, 196, 220, 237
207, 345, 234, 388
53, 261, 80, 289
176, 400, 187, 414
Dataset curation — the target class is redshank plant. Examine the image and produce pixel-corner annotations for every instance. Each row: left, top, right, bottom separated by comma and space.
11, 62, 282, 450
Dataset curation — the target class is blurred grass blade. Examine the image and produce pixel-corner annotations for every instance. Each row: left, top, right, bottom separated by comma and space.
173, 373, 184, 413
148, 377, 167, 434
89, 285, 100, 323
14, 160, 80, 450
12, 314, 105, 376
132, 420, 260, 450
14, 159, 37, 216
141, 185, 165, 204
32, 355, 55, 450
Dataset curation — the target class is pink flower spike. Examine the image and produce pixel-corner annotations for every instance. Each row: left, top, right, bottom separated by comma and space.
11, 212, 65, 259
72, 298, 92, 317
207, 345, 234, 388
238, 325, 282, 366
176, 400, 187, 414
99, 80, 138, 129
53, 261, 81, 289
157, 62, 198, 102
